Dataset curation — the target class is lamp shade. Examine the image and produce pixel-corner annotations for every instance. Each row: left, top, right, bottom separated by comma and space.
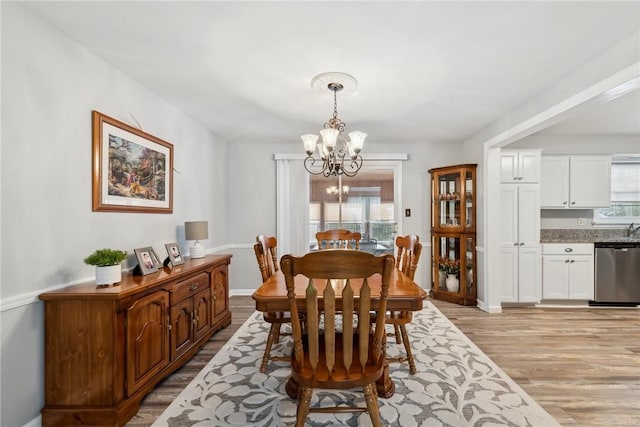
185, 221, 208, 241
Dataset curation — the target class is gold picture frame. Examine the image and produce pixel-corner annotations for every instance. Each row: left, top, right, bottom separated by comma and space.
92, 111, 173, 213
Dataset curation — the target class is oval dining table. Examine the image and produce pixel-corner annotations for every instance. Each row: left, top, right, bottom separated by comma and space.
252, 267, 428, 398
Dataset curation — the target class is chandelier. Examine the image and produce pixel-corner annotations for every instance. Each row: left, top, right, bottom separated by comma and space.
326, 185, 349, 195
301, 72, 366, 177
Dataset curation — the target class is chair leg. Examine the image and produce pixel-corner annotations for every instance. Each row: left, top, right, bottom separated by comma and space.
363, 383, 382, 427
296, 386, 313, 427
273, 323, 281, 343
393, 324, 402, 344
399, 324, 416, 374
261, 323, 279, 373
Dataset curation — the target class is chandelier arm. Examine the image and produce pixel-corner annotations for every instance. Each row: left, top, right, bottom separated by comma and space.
303, 156, 324, 175
340, 154, 364, 177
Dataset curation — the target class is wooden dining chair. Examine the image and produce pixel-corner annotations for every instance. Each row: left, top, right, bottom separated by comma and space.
253, 235, 291, 373
280, 250, 394, 427
315, 229, 362, 250
384, 234, 422, 374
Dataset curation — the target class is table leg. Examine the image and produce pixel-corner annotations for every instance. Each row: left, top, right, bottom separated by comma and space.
376, 364, 395, 398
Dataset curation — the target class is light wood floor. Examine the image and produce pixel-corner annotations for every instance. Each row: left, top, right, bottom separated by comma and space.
127, 296, 640, 427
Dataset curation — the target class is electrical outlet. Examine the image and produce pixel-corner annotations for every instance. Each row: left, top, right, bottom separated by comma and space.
405, 208, 411, 217
578, 218, 587, 225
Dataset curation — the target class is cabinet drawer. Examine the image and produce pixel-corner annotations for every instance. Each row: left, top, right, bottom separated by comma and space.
542, 243, 593, 256
171, 272, 210, 303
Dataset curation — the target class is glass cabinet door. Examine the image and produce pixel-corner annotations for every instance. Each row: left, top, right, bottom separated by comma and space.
431, 165, 476, 233
437, 172, 462, 228
465, 170, 474, 230
464, 235, 476, 296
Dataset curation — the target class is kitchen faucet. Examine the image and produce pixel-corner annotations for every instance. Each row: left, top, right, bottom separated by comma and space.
628, 223, 640, 237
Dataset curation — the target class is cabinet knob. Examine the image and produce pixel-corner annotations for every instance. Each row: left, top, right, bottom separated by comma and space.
571, 201, 576, 205
519, 242, 525, 246
570, 260, 575, 263
564, 248, 573, 252
189, 283, 199, 291
563, 201, 567, 205
565, 259, 570, 263
513, 243, 519, 246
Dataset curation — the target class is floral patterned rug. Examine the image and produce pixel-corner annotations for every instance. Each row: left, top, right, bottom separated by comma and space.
152, 302, 560, 427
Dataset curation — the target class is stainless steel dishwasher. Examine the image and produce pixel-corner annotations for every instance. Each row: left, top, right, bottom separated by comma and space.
593, 241, 640, 305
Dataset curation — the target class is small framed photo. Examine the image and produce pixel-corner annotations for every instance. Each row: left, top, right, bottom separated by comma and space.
134, 247, 159, 275
164, 243, 185, 267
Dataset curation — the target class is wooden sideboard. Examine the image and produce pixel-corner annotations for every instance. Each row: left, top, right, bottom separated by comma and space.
39, 254, 232, 426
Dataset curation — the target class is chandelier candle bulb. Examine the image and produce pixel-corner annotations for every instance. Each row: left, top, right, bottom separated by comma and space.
301, 134, 319, 155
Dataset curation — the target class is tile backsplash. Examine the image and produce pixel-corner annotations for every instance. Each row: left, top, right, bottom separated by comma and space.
540, 228, 627, 243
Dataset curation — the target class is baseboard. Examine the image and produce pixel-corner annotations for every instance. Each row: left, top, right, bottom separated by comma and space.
24, 415, 41, 427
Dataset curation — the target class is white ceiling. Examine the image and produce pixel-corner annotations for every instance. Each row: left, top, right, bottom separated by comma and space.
21, 1, 640, 144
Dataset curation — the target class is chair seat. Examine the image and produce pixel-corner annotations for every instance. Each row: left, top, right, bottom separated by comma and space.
292, 333, 385, 390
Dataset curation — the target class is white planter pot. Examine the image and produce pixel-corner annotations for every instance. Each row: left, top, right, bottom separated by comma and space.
96, 264, 122, 286
445, 274, 460, 293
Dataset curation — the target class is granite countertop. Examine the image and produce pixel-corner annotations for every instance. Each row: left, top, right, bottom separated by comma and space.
540, 229, 640, 244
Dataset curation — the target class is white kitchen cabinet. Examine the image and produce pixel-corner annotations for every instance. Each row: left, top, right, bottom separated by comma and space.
541, 155, 611, 208
499, 183, 541, 303
501, 149, 541, 183
542, 243, 594, 300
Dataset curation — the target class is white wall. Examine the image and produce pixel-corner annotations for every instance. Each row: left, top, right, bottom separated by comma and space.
0, 4, 228, 425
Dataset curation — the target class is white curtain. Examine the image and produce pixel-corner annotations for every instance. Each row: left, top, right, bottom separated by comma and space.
276, 157, 309, 256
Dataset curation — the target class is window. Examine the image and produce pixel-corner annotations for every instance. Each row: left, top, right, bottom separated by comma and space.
593, 157, 640, 224
308, 168, 397, 254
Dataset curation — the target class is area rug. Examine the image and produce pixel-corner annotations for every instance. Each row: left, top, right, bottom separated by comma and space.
152, 302, 560, 427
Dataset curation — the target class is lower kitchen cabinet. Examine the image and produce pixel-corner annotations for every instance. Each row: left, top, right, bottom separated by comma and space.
39, 254, 232, 427
542, 243, 594, 300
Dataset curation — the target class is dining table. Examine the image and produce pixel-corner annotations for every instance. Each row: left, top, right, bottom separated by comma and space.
252, 266, 428, 399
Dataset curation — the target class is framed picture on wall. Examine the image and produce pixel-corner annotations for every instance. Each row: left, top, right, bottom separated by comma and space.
134, 247, 159, 275
92, 110, 174, 213
164, 243, 185, 267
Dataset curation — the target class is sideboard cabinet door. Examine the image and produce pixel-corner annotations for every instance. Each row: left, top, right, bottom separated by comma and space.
212, 264, 229, 325
126, 290, 170, 396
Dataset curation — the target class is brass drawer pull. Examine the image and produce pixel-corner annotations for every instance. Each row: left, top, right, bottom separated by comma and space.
189, 283, 199, 291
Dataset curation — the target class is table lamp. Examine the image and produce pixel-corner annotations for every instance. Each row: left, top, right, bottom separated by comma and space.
185, 221, 208, 259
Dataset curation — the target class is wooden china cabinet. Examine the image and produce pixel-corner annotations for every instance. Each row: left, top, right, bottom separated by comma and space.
429, 164, 477, 306
39, 255, 232, 426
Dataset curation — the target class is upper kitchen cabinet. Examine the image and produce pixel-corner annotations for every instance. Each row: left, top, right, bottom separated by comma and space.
500, 149, 541, 183
540, 155, 611, 208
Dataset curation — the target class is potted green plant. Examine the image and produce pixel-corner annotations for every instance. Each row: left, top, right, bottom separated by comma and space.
83, 248, 128, 286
